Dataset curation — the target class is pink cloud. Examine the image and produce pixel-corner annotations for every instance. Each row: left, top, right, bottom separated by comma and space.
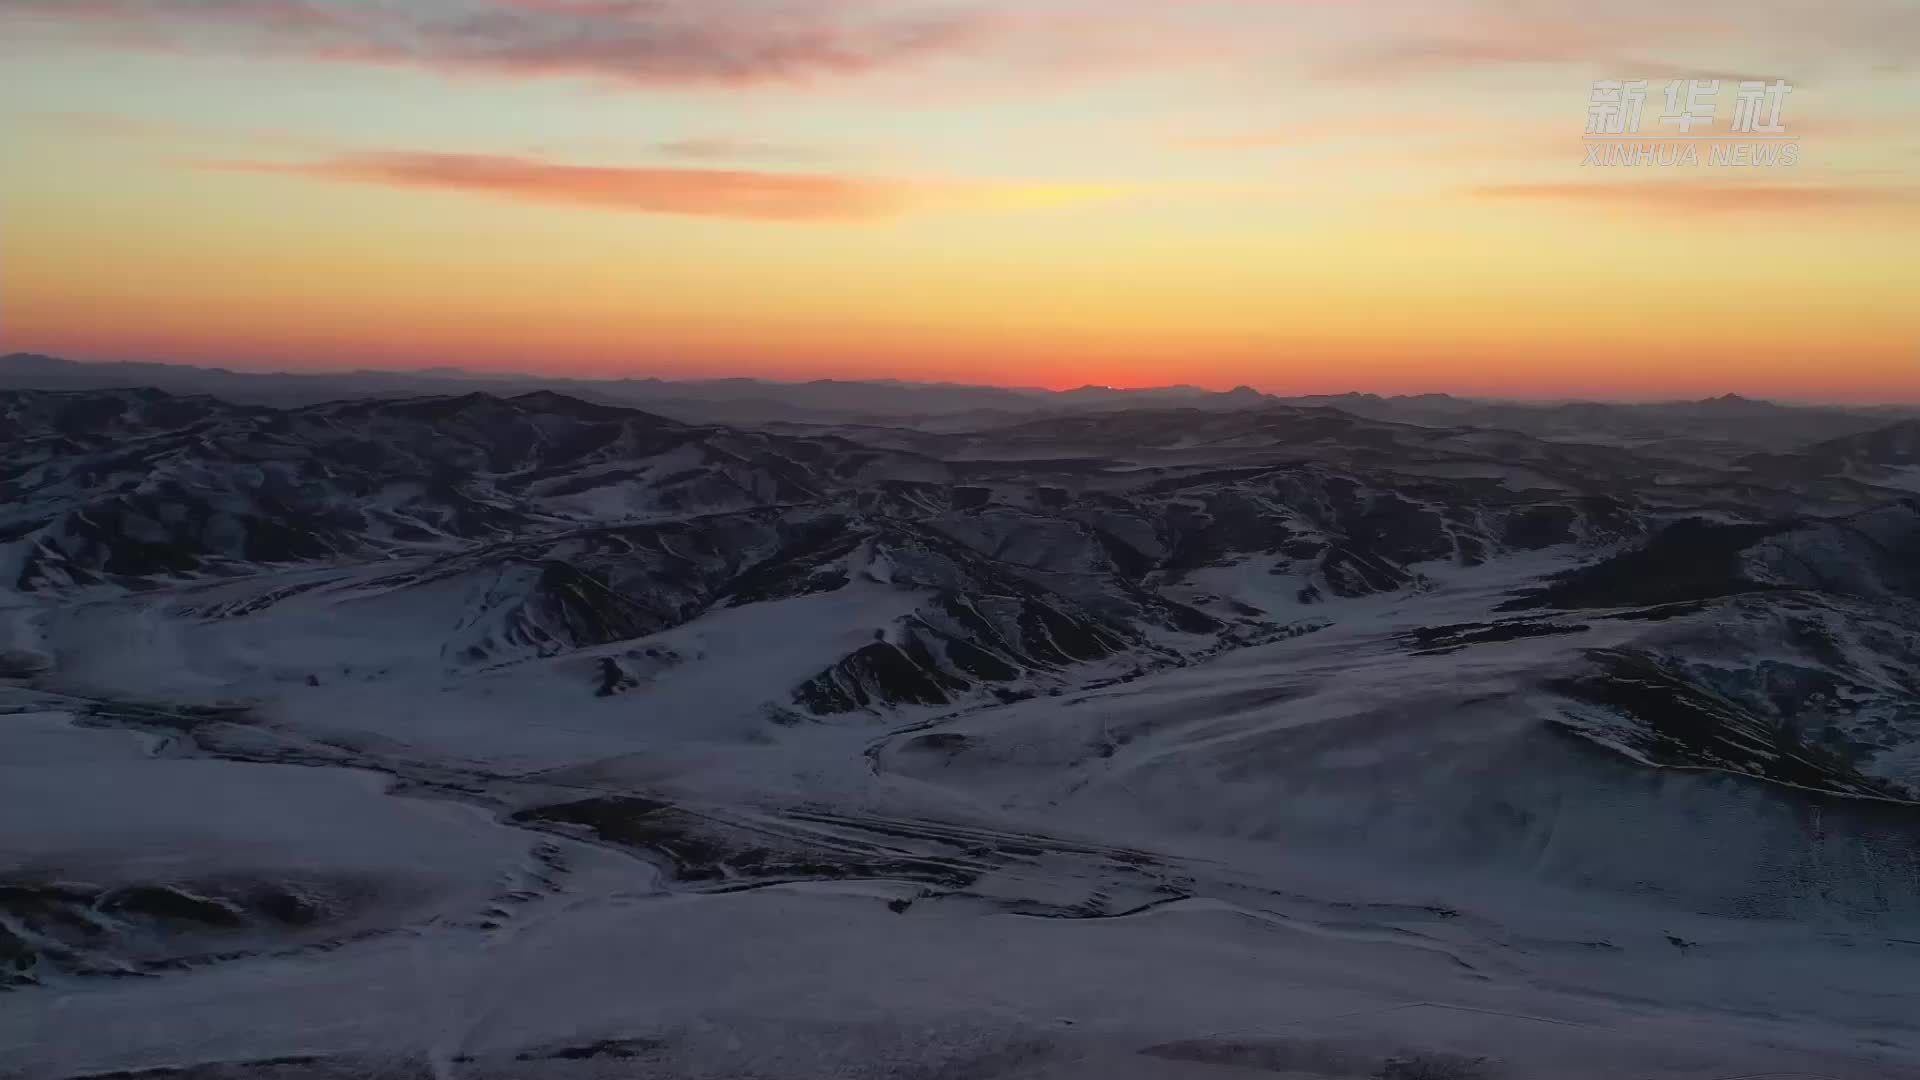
2, 0, 1908, 97
1303, 0, 1915, 82
217, 151, 912, 220
1475, 181, 1920, 214
0, 0, 996, 87
211, 149, 1132, 221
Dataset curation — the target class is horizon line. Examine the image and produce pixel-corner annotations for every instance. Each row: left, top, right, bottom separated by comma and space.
4, 351, 1919, 410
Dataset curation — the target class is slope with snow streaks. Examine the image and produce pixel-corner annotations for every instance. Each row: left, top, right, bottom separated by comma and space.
1507, 503, 1920, 799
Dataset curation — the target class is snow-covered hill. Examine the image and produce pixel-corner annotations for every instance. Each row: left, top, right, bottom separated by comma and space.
4, 388, 1920, 1078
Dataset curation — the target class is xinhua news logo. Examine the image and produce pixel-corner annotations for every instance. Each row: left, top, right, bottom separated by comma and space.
1585, 79, 1799, 167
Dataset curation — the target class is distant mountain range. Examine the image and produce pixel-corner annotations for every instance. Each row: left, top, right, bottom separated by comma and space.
0, 352, 1270, 424
6, 353, 1913, 442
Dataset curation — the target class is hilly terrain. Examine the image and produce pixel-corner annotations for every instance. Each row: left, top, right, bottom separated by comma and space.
3, 381, 1919, 1079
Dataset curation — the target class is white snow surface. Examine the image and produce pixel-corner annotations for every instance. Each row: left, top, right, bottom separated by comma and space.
2, 551, 1919, 1079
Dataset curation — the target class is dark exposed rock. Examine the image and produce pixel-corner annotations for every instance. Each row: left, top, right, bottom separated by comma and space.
1550, 648, 1911, 801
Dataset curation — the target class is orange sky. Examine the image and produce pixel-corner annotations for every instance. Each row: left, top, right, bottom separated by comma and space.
3, 0, 1918, 400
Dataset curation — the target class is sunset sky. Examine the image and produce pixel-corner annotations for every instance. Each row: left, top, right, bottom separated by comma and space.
2, 0, 1917, 400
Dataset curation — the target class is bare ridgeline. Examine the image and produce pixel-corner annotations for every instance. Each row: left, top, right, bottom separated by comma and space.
4, 355, 1920, 1079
